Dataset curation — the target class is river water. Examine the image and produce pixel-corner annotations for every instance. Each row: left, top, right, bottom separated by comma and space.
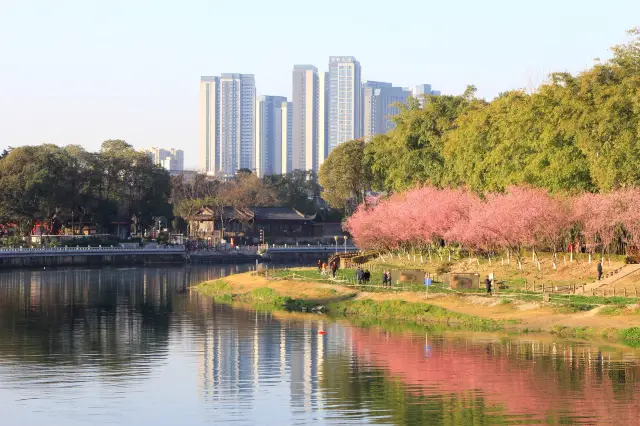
0, 265, 639, 425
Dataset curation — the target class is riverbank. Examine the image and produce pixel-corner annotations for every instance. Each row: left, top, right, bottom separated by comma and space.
194, 269, 640, 347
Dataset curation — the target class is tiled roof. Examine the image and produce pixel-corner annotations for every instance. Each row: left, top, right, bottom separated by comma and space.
194, 207, 316, 222
252, 208, 316, 221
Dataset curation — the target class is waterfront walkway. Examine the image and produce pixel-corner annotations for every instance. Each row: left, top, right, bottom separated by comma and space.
0, 245, 186, 258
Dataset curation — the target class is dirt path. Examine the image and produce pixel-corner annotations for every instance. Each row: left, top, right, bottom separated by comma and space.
200, 273, 640, 333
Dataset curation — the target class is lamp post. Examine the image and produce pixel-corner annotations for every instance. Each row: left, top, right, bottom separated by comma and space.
334, 236, 338, 254
344, 235, 348, 253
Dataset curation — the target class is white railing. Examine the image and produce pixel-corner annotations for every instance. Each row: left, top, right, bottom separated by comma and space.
262, 244, 359, 252
0, 245, 186, 256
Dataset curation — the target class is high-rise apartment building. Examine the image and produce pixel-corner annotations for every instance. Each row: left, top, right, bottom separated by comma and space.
141, 147, 184, 171
199, 74, 255, 177
362, 81, 411, 140
281, 101, 293, 174
199, 76, 219, 174
292, 65, 319, 172
404, 84, 440, 107
327, 56, 362, 153
318, 71, 329, 168
255, 95, 287, 177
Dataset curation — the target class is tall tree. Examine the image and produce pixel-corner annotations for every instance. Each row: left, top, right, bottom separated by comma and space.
318, 139, 371, 213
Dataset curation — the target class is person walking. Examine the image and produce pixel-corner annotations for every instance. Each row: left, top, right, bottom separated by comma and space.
356, 267, 363, 284
382, 271, 388, 287
597, 261, 603, 281
485, 276, 492, 295
331, 261, 338, 278
317, 260, 322, 274
321, 263, 327, 277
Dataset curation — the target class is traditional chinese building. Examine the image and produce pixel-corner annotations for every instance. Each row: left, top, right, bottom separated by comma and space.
189, 207, 320, 244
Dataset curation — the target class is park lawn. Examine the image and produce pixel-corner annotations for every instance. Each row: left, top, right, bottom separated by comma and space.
360, 251, 628, 291
196, 269, 640, 348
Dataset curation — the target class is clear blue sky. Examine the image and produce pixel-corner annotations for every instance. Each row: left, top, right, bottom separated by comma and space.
1, 0, 638, 169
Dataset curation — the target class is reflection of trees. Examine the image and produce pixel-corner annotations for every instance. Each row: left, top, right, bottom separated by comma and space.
0, 266, 252, 378
342, 326, 640, 424
320, 353, 510, 425
0, 269, 174, 374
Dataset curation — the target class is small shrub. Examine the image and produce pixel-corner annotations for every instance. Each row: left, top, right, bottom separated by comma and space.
197, 280, 233, 301
249, 287, 289, 306
436, 262, 453, 274
619, 327, 640, 347
599, 306, 625, 316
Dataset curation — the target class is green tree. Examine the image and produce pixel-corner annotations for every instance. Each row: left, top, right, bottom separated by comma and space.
0, 141, 172, 237
262, 170, 321, 213
366, 93, 473, 192
318, 139, 370, 213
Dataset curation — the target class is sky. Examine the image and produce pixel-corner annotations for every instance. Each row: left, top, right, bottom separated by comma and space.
0, 0, 639, 169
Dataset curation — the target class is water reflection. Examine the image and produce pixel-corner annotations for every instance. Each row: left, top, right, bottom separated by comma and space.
0, 266, 638, 425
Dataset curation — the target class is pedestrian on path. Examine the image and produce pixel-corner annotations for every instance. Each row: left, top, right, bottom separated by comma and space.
485, 276, 492, 295
597, 261, 603, 280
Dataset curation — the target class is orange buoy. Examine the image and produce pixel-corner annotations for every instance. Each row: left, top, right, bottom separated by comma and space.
318, 331, 326, 335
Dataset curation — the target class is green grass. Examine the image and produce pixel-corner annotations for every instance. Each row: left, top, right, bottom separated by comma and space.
550, 325, 596, 339
618, 327, 640, 347
599, 306, 640, 316
246, 287, 289, 306
196, 279, 233, 302
328, 299, 506, 332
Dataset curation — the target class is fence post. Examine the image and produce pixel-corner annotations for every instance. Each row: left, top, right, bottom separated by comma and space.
624, 288, 627, 298
542, 283, 545, 293
636, 287, 638, 298
614, 287, 616, 297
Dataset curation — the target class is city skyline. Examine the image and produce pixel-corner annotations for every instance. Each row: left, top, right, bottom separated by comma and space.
2, 1, 638, 170
141, 146, 184, 171
199, 56, 439, 177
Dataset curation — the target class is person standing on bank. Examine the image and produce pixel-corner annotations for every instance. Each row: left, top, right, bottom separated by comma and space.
485, 276, 492, 294
597, 261, 603, 280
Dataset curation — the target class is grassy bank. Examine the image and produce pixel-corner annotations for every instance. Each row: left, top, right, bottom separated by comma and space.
195, 269, 640, 348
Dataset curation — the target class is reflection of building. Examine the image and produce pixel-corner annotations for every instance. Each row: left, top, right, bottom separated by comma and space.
195, 306, 328, 414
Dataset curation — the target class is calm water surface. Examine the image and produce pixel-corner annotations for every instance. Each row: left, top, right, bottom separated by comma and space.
0, 265, 639, 425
